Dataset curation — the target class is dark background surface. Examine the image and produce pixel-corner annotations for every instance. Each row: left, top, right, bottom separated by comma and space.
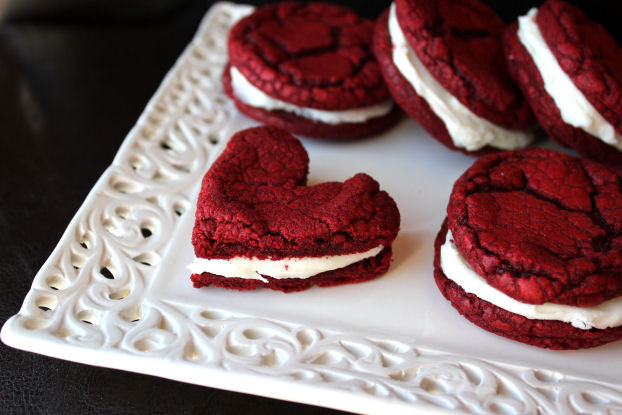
1, 1, 620, 414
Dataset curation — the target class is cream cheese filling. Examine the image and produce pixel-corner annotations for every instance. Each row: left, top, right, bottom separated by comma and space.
517, 8, 622, 151
229, 66, 394, 125
387, 3, 533, 151
440, 231, 622, 330
188, 245, 384, 283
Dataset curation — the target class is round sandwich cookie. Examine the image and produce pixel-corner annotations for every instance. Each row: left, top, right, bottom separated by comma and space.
373, 0, 535, 155
223, 2, 402, 140
434, 148, 622, 349
189, 126, 400, 292
504, 0, 622, 167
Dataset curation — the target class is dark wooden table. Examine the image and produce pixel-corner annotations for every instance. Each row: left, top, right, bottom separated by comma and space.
1, 1, 619, 413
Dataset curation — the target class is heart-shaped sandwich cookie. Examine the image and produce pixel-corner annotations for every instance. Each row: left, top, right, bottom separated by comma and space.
189, 126, 400, 292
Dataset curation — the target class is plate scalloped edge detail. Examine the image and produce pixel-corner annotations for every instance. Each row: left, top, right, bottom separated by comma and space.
2, 3, 622, 415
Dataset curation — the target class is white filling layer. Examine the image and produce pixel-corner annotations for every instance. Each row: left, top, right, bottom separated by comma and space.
517, 8, 622, 151
387, 3, 533, 151
440, 231, 622, 330
229, 66, 394, 125
188, 245, 384, 283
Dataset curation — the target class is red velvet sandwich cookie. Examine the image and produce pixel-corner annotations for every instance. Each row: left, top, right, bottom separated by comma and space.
504, 0, 622, 167
223, 2, 402, 140
434, 148, 622, 349
189, 126, 400, 292
373, 0, 535, 154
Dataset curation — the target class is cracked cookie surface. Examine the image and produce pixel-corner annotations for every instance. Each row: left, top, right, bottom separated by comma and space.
447, 149, 622, 307
503, 0, 622, 167
374, 9, 493, 156
228, 2, 389, 110
393, 0, 533, 129
537, 0, 622, 134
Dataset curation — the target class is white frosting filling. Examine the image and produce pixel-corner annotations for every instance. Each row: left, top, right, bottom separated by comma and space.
440, 231, 622, 330
229, 66, 394, 125
188, 245, 384, 283
517, 8, 622, 151
387, 3, 533, 151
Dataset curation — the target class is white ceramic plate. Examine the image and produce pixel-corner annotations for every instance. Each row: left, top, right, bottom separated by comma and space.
2, 3, 622, 414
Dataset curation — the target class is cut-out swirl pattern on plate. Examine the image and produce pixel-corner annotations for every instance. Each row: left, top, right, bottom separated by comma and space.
2, 3, 622, 415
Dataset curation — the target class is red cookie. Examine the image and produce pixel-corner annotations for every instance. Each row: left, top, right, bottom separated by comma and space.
373, 0, 534, 154
503, 0, 622, 167
435, 148, 622, 349
190, 126, 400, 292
434, 220, 622, 350
224, 2, 401, 140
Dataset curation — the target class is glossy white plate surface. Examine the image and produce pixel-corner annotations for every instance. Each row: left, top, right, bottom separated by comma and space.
2, 3, 622, 414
